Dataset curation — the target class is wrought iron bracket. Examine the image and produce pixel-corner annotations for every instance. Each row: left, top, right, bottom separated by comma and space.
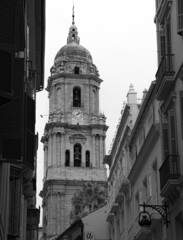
139, 202, 170, 228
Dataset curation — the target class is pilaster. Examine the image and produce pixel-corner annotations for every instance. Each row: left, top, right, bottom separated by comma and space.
61, 133, 65, 166
100, 134, 103, 168
92, 134, 96, 167
44, 142, 48, 178
82, 142, 86, 167
52, 133, 57, 166
56, 133, 61, 166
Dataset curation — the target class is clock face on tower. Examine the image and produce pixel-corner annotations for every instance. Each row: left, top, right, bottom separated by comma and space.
72, 109, 83, 123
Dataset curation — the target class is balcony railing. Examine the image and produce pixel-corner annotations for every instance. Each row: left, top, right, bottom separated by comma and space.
159, 154, 181, 190
156, 54, 174, 86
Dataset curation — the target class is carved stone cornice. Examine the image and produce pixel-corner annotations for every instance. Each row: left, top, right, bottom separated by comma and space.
69, 134, 87, 143
47, 72, 103, 92
44, 122, 108, 132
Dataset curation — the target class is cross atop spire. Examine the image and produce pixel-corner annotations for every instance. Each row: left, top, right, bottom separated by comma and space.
72, 2, 75, 25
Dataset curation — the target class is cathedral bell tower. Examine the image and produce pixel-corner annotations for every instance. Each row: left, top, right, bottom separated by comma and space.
40, 9, 108, 240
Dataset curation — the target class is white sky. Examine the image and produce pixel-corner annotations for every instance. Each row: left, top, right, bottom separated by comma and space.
36, 0, 157, 216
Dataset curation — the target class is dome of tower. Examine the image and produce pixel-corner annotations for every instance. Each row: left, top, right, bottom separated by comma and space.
54, 42, 93, 64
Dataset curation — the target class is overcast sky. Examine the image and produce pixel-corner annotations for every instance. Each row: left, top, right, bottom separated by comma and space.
36, 0, 157, 213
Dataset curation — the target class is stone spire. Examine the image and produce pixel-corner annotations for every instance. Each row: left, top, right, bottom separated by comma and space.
67, 5, 80, 44
72, 3, 75, 25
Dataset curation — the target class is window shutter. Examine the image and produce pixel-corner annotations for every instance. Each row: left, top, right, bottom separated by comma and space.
8, 167, 21, 237
166, 19, 172, 54
0, 59, 24, 162
177, 0, 183, 35
0, 0, 25, 105
169, 110, 177, 154
23, 94, 36, 170
162, 123, 169, 159
0, 0, 16, 46
160, 36, 166, 58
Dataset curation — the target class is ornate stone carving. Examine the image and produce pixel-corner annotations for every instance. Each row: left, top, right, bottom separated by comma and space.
70, 182, 107, 223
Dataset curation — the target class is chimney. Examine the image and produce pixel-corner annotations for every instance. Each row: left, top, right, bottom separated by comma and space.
127, 84, 137, 105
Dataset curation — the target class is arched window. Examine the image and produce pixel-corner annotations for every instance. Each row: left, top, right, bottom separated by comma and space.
65, 150, 70, 166
73, 87, 81, 107
72, 34, 75, 40
75, 205, 81, 215
74, 66, 80, 74
74, 143, 81, 167
86, 151, 90, 167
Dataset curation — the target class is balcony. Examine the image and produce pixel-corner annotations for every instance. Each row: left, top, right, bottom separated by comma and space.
156, 54, 175, 100
159, 155, 182, 197
106, 213, 115, 223
156, 0, 172, 25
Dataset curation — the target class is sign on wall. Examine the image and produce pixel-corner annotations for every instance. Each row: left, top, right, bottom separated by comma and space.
84, 231, 95, 240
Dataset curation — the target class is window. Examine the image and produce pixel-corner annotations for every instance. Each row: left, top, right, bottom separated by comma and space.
179, 91, 183, 138
162, 109, 177, 159
169, 110, 177, 154
175, 212, 183, 240
74, 144, 81, 167
166, 17, 172, 54
74, 66, 79, 74
177, 0, 183, 35
162, 122, 169, 158
65, 150, 70, 167
73, 87, 81, 107
86, 151, 90, 167
0, 50, 12, 93
160, 35, 166, 58
158, 16, 172, 61
143, 177, 148, 202
8, 167, 21, 237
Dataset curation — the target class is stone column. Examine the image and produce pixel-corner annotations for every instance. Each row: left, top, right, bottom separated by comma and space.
52, 192, 57, 236
96, 88, 99, 114
52, 133, 57, 166
53, 86, 56, 112
48, 135, 52, 167
70, 141, 74, 167
44, 142, 48, 178
65, 83, 68, 113
61, 133, 65, 166
61, 83, 64, 111
47, 194, 51, 235
82, 142, 86, 167
56, 133, 61, 166
103, 135, 106, 156
100, 135, 103, 168
92, 134, 96, 167
90, 85, 93, 113
56, 193, 61, 234
87, 84, 90, 114
51, 135, 53, 166
60, 193, 65, 232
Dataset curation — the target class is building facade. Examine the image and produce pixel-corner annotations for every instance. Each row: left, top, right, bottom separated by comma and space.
155, 0, 183, 239
40, 14, 108, 240
0, 0, 45, 240
106, 0, 183, 239
105, 85, 140, 240
127, 82, 163, 240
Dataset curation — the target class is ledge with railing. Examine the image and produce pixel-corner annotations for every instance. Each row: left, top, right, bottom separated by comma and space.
155, 54, 175, 100
159, 154, 181, 191
156, 54, 175, 85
